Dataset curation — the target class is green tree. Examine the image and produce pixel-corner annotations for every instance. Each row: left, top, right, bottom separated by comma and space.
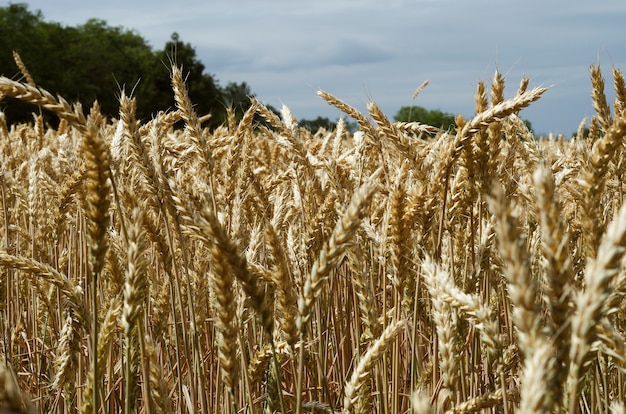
299, 116, 335, 132
0, 3, 66, 123
394, 105, 456, 132
0, 5, 247, 129
62, 19, 159, 118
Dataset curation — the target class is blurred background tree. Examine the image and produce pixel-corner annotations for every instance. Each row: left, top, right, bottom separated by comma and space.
0, 4, 246, 128
393, 105, 457, 131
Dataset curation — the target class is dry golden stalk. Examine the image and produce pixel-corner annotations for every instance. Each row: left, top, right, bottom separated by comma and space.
0, 362, 35, 414
81, 297, 122, 414
295, 173, 379, 414
342, 319, 406, 414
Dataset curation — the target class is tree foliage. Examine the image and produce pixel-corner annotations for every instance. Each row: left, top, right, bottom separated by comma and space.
0, 3, 252, 128
299, 116, 335, 132
394, 105, 457, 131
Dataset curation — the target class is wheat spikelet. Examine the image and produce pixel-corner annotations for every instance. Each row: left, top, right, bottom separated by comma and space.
51, 312, 81, 401
410, 391, 433, 414
422, 255, 501, 357
368, 101, 417, 161
5, 54, 626, 414
412, 80, 430, 100
171, 66, 215, 173
448, 388, 520, 414
591, 64, 613, 131
12, 51, 35, 87
613, 68, 626, 118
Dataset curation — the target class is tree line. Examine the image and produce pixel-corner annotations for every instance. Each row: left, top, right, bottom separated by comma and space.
0, 3, 255, 128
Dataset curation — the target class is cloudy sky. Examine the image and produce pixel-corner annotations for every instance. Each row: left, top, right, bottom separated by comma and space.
11, 0, 626, 135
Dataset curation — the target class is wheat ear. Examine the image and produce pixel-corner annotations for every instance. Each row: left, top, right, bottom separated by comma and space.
0, 76, 87, 129
613, 67, 626, 118
590, 64, 613, 131
580, 115, 626, 257
566, 202, 626, 412
533, 163, 572, 405
342, 319, 406, 414
81, 116, 112, 414
422, 258, 460, 403
12, 51, 35, 87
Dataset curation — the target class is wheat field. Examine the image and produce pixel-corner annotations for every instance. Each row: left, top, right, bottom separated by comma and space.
0, 57, 626, 414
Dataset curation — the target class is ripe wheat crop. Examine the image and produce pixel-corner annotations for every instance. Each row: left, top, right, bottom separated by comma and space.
1, 55, 626, 414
